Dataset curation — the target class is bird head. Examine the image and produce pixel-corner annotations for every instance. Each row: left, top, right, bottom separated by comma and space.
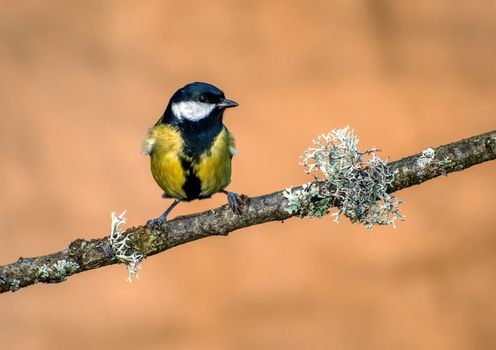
167, 82, 238, 123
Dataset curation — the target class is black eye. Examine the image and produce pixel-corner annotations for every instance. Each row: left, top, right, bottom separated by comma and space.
199, 94, 208, 103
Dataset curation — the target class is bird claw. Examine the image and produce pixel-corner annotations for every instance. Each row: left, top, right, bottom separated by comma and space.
146, 214, 167, 227
147, 199, 180, 227
225, 191, 247, 214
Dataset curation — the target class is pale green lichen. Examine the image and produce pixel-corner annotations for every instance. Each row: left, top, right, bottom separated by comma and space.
108, 211, 143, 282
417, 147, 435, 168
10, 279, 21, 292
53, 260, 80, 281
440, 156, 452, 165
284, 127, 404, 228
438, 156, 452, 175
284, 183, 330, 218
37, 265, 50, 279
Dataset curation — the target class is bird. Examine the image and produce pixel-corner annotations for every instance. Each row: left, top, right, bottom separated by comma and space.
142, 82, 244, 225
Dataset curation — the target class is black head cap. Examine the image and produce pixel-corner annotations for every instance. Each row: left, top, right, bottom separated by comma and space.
171, 82, 225, 104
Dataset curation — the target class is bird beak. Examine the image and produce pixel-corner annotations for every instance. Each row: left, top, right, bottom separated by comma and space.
217, 98, 239, 109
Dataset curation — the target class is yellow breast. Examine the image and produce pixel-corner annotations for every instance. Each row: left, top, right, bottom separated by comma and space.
143, 124, 236, 200
145, 124, 188, 199
195, 128, 236, 197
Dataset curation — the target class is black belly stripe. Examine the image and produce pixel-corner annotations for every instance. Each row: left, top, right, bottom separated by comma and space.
180, 158, 202, 200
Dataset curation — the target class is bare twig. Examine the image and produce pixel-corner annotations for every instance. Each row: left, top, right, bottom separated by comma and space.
1, 130, 495, 294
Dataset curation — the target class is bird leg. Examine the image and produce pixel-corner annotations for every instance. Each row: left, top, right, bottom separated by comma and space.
221, 190, 245, 214
147, 198, 181, 226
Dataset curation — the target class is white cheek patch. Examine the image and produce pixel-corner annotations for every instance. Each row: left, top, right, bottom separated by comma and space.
171, 101, 216, 121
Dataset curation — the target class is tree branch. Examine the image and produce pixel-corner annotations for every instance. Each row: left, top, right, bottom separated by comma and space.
1, 130, 495, 293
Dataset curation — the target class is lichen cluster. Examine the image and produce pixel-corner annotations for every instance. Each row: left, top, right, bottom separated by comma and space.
52, 260, 80, 281
37, 265, 50, 279
9, 279, 20, 292
283, 127, 404, 228
108, 211, 143, 282
417, 147, 435, 169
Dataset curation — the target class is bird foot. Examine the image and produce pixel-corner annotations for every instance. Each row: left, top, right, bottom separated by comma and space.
146, 198, 181, 227
146, 214, 168, 227
223, 191, 247, 214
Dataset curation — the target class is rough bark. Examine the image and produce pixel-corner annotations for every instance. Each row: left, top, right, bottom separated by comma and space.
1, 130, 495, 294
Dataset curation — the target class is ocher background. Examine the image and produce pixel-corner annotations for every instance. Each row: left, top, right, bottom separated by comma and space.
1, 1, 495, 349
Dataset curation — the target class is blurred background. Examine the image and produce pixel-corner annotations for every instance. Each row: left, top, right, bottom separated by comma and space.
1, 1, 495, 349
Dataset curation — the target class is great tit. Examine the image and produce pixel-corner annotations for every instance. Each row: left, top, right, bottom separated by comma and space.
142, 82, 244, 225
